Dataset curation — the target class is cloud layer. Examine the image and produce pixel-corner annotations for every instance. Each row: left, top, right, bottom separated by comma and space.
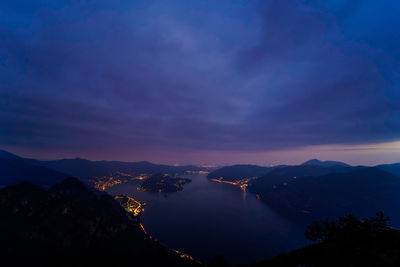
1, 0, 399, 163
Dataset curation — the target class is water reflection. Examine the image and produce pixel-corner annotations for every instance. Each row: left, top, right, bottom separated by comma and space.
107, 174, 307, 265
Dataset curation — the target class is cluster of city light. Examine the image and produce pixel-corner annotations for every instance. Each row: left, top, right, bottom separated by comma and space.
115, 196, 200, 264
209, 177, 256, 191
113, 186, 201, 264
94, 178, 122, 191
92, 172, 148, 191
114, 195, 145, 216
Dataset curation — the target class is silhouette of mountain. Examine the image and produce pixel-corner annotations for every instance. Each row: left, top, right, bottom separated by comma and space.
0, 149, 207, 184
207, 164, 271, 181
0, 149, 20, 160
253, 212, 400, 267
0, 178, 199, 266
26, 157, 207, 180
249, 167, 400, 224
301, 159, 350, 167
377, 162, 400, 176
0, 158, 69, 186
248, 164, 352, 196
207, 162, 352, 183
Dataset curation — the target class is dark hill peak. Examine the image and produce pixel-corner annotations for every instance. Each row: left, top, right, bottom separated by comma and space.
303, 159, 322, 164
0, 181, 46, 196
59, 157, 92, 163
302, 158, 350, 167
50, 177, 95, 199
0, 182, 52, 216
51, 177, 88, 189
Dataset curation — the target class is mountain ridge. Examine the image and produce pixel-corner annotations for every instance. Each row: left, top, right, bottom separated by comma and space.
0, 149, 208, 184
301, 159, 350, 167
248, 166, 400, 225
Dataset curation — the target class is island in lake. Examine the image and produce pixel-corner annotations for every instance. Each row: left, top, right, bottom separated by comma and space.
139, 173, 191, 192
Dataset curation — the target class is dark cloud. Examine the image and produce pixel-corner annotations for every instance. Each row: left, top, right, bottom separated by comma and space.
235, 0, 400, 147
0, 0, 399, 162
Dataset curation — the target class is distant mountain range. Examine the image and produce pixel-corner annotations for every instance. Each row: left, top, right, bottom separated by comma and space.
207, 159, 400, 182
207, 164, 271, 181
301, 158, 351, 167
25, 157, 208, 180
206, 159, 351, 182
2, 148, 400, 226
248, 166, 400, 225
2, 148, 400, 265
248, 164, 352, 194
207, 159, 400, 226
0, 149, 208, 186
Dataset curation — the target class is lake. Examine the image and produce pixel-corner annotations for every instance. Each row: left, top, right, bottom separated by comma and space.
107, 174, 307, 265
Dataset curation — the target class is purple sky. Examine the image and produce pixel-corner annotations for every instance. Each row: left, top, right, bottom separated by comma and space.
1, 0, 400, 165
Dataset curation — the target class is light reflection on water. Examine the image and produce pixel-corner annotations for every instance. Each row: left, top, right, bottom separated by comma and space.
107, 174, 307, 265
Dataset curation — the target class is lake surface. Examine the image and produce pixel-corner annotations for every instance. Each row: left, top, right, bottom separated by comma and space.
107, 174, 307, 265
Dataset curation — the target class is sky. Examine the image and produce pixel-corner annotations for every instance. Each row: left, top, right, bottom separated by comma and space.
0, 0, 400, 165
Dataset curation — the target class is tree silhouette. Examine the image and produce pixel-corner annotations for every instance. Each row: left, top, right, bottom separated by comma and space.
305, 211, 391, 242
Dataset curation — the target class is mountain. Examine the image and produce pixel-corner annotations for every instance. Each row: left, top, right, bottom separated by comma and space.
25, 157, 112, 179
207, 161, 351, 183
249, 167, 400, 225
377, 162, 400, 176
248, 164, 352, 196
0, 149, 209, 191
0, 149, 20, 160
0, 158, 69, 186
26, 157, 208, 180
301, 159, 350, 167
0, 178, 199, 266
207, 164, 271, 181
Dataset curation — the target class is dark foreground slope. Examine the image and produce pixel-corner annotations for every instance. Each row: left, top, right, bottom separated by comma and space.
0, 178, 199, 267
252, 213, 400, 267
